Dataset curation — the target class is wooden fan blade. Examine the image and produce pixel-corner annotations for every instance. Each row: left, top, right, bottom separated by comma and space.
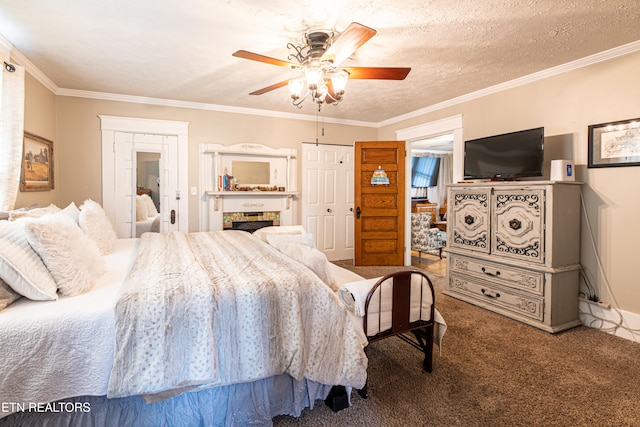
344, 67, 411, 80
321, 22, 377, 66
249, 80, 290, 95
324, 79, 338, 104
232, 50, 299, 69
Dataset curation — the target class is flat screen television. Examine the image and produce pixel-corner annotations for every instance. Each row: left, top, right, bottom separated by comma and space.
464, 127, 544, 180
411, 156, 440, 187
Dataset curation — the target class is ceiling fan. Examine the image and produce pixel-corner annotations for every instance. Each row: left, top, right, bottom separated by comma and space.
232, 22, 411, 109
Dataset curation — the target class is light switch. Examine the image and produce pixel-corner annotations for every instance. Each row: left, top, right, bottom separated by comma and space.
190, 186, 197, 196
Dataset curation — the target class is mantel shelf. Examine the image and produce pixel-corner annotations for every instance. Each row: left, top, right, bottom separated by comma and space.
205, 191, 298, 197
203, 149, 296, 158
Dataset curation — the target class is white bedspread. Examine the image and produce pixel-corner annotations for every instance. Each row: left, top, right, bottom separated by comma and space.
0, 239, 138, 418
107, 231, 368, 400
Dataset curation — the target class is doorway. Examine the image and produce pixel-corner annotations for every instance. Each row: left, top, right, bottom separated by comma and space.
397, 115, 463, 265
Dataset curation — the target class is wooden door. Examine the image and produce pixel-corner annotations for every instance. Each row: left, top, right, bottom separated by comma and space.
354, 141, 405, 266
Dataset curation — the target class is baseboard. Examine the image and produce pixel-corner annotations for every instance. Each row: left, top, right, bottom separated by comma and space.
579, 300, 640, 342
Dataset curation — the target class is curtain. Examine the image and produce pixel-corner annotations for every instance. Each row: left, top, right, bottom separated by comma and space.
411, 152, 453, 208
0, 55, 25, 212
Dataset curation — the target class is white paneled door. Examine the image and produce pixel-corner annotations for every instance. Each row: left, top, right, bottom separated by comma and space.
113, 132, 180, 238
302, 143, 354, 261
100, 115, 189, 238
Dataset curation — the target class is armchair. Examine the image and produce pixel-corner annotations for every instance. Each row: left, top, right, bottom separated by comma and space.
411, 212, 443, 261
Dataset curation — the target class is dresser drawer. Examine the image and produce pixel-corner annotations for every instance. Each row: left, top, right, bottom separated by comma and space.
449, 254, 544, 296
449, 272, 544, 321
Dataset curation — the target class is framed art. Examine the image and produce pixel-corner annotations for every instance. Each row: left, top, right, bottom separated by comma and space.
20, 131, 54, 191
588, 118, 640, 168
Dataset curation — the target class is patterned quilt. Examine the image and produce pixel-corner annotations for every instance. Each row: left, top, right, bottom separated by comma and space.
107, 230, 367, 399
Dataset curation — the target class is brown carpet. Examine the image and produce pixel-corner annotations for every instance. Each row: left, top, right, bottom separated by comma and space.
274, 261, 640, 427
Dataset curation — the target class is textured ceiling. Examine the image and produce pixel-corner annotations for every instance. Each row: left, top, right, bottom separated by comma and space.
1, 0, 639, 124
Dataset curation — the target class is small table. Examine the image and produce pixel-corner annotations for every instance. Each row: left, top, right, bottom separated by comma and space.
433, 221, 447, 232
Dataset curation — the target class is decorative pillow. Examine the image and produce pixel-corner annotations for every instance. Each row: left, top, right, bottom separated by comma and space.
135, 196, 148, 221
9, 204, 60, 221
60, 202, 80, 224
0, 279, 22, 310
24, 213, 105, 297
141, 194, 158, 217
266, 233, 316, 248
0, 221, 58, 301
252, 225, 306, 243
269, 240, 337, 291
79, 199, 118, 255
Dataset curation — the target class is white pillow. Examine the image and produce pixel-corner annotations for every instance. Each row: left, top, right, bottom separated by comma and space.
79, 199, 118, 255
266, 233, 316, 248
135, 196, 148, 221
141, 194, 158, 217
24, 213, 105, 297
252, 225, 306, 243
269, 240, 337, 291
0, 221, 58, 301
60, 202, 80, 223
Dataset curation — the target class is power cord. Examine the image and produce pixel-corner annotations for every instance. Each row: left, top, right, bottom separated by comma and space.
579, 188, 639, 342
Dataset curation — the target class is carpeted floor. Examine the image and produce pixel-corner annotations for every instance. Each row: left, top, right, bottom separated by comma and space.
274, 262, 640, 427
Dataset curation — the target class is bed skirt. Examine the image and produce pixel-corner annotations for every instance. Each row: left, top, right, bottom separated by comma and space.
1, 374, 332, 427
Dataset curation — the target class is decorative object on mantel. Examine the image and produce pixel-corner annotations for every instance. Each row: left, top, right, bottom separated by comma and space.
20, 131, 54, 192
232, 22, 410, 110
371, 166, 390, 186
588, 117, 640, 168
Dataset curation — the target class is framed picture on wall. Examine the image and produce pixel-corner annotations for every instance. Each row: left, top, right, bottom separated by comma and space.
588, 118, 640, 168
20, 131, 54, 191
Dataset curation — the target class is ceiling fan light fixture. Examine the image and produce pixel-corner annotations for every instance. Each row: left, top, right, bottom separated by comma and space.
331, 69, 349, 94
305, 66, 322, 90
288, 78, 305, 100
234, 22, 410, 111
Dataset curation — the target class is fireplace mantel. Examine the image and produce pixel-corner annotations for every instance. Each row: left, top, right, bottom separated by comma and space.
199, 143, 298, 231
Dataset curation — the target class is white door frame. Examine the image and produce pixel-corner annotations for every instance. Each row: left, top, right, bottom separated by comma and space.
99, 115, 189, 236
396, 115, 463, 265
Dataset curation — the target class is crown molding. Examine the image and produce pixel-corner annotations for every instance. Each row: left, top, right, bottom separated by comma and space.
0, 34, 13, 58
378, 39, 640, 128
56, 88, 377, 128
10, 35, 640, 129
7, 47, 59, 93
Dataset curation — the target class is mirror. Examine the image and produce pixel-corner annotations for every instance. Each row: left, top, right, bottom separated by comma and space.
232, 160, 270, 185
135, 152, 161, 237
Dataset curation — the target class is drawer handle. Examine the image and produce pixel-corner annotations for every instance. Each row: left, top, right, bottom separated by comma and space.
481, 267, 501, 277
481, 289, 501, 299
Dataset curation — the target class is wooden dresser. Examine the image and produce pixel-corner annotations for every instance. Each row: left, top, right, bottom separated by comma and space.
444, 181, 582, 333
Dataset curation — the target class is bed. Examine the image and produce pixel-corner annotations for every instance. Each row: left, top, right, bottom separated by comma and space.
0, 205, 445, 426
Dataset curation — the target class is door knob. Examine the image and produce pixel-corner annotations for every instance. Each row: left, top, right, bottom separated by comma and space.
356, 206, 361, 219
327, 208, 333, 213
